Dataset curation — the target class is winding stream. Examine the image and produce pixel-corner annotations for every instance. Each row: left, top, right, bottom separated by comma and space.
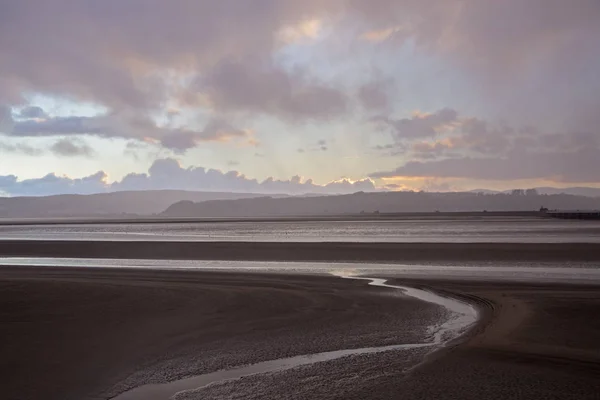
111, 275, 478, 400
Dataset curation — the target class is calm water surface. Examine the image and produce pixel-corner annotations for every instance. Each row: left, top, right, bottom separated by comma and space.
1, 217, 599, 242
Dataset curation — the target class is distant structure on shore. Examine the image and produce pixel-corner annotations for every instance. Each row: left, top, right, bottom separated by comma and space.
543, 210, 600, 220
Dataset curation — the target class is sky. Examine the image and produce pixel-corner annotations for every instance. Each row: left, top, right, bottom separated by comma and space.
1, 0, 600, 196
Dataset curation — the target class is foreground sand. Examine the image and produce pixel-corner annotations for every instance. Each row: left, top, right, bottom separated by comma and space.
0, 267, 442, 400
0, 266, 599, 400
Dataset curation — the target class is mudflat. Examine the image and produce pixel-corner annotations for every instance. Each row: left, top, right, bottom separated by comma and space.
0, 266, 442, 400
183, 278, 600, 400
2, 240, 600, 262
1, 266, 599, 400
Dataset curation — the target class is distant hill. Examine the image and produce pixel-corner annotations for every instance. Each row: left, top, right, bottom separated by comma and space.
0, 190, 287, 218
163, 191, 600, 218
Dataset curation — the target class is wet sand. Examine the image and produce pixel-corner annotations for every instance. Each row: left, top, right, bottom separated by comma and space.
1, 267, 599, 399
179, 278, 600, 400
0, 266, 443, 400
2, 240, 600, 262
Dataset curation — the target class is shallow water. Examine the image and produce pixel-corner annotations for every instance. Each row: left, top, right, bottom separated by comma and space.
337, 275, 477, 343
111, 342, 432, 400
111, 276, 477, 400
1, 218, 599, 243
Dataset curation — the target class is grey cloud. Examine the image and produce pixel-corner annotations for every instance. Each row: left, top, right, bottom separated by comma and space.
374, 108, 458, 140
199, 59, 348, 120
317, 139, 327, 151
299, 139, 329, 153
411, 141, 451, 159
0, 105, 13, 132
372, 107, 600, 182
51, 138, 94, 157
0, 1, 598, 124
7, 106, 253, 152
371, 147, 600, 183
0, 158, 377, 196
358, 80, 392, 112
0, 141, 43, 156
12, 115, 109, 137
0, 1, 346, 111
357, 1, 600, 132
159, 119, 254, 153
447, 117, 513, 155
16, 106, 47, 119
377, 110, 544, 159
1, 0, 599, 183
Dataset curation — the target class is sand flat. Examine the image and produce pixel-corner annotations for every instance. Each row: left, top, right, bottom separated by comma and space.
1, 263, 599, 399
0, 267, 442, 400
1, 240, 600, 262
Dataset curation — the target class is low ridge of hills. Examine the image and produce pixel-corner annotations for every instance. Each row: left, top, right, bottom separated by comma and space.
1, 187, 599, 220
163, 191, 600, 218
0, 190, 287, 218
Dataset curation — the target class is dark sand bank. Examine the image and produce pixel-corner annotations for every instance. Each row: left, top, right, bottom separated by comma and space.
1, 267, 599, 400
0, 267, 442, 400
2, 240, 600, 262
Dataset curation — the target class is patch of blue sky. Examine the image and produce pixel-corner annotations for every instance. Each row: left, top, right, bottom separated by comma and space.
17, 93, 109, 119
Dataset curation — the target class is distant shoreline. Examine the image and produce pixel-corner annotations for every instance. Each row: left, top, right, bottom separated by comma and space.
2, 240, 600, 262
0, 211, 545, 226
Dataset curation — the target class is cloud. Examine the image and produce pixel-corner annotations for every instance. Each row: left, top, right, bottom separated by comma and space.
358, 79, 392, 112
16, 106, 48, 119
0, 1, 330, 107
12, 115, 109, 137
158, 119, 256, 153
371, 147, 600, 183
0, 105, 13, 132
374, 108, 459, 140
411, 141, 451, 159
198, 59, 348, 120
354, 1, 600, 131
0, 141, 42, 156
51, 138, 94, 157
299, 139, 329, 153
317, 139, 328, 151
1, 1, 598, 124
5, 107, 255, 152
0, 158, 377, 196
373, 108, 566, 161
0, 172, 109, 197
1, 0, 599, 187
371, 106, 600, 183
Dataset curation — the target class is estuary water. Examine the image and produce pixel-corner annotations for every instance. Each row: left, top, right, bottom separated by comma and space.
0, 217, 599, 242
